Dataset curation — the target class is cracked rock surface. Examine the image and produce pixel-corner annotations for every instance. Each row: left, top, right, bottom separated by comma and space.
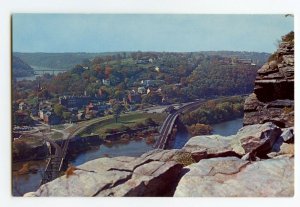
24, 155, 183, 197
174, 156, 294, 197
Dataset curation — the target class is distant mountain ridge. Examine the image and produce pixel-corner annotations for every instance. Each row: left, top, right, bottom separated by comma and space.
13, 52, 102, 70
13, 51, 270, 70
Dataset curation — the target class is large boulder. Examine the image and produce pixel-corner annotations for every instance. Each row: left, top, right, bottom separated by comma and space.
174, 156, 294, 197
272, 127, 294, 153
98, 160, 182, 196
24, 155, 183, 197
236, 122, 282, 157
24, 157, 133, 197
181, 122, 282, 160
182, 135, 239, 161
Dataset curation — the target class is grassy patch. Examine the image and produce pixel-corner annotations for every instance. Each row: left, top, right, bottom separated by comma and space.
78, 112, 166, 137
51, 132, 63, 140
51, 124, 66, 130
173, 152, 196, 166
15, 136, 44, 146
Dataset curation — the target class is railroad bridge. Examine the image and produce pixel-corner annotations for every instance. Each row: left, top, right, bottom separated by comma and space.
40, 137, 71, 185
154, 101, 203, 149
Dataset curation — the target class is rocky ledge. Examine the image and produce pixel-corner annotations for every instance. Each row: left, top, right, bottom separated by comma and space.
244, 32, 294, 128
175, 156, 293, 197
25, 122, 294, 197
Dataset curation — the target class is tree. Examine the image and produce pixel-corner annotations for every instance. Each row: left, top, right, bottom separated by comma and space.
54, 104, 64, 117
13, 140, 31, 159
62, 111, 71, 120
142, 92, 162, 105
112, 103, 124, 123
105, 65, 112, 79
188, 123, 212, 136
114, 90, 125, 101
145, 117, 156, 126
71, 64, 84, 75
38, 89, 52, 100
13, 111, 34, 126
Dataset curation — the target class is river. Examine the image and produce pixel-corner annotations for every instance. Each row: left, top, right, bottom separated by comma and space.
212, 118, 243, 136
15, 67, 67, 82
12, 118, 243, 196
172, 118, 243, 149
71, 139, 153, 166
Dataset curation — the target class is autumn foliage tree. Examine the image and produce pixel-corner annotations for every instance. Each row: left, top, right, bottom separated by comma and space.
112, 103, 124, 123
188, 123, 212, 136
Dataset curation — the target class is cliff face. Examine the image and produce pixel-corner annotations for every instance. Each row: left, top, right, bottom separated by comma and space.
24, 32, 294, 197
244, 32, 294, 127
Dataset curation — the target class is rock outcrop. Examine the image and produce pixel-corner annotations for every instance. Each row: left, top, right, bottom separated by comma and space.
182, 122, 282, 159
25, 155, 183, 197
25, 122, 294, 197
244, 32, 294, 128
174, 156, 294, 197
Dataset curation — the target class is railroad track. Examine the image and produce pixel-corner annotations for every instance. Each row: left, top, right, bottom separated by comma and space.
154, 101, 204, 149
40, 126, 83, 185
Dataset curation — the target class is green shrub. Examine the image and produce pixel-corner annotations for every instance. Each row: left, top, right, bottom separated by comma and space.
174, 152, 196, 166
282, 31, 294, 42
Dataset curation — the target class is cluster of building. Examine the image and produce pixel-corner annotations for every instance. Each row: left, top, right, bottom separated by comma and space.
136, 57, 154, 64
235, 58, 257, 65
211, 56, 257, 66
14, 75, 175, 127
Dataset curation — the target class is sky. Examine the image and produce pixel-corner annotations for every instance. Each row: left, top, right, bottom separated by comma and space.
12, 14, 294, 53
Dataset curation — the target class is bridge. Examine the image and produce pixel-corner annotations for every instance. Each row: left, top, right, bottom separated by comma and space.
40, 136, 71, 185
34, 69, 68, 76
154, 101, 204, 149
39, 116, 119, 185
40, 125, 85, 185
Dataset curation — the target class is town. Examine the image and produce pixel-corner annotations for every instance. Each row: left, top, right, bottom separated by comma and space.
13, 52, 264, 131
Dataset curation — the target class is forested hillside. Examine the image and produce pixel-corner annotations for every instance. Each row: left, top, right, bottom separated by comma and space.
13, 51, 269, 105
12, 56, 34, 77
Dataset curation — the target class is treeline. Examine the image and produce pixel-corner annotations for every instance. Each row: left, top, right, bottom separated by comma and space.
181, 96, 245, 126
183, 62, 257, 99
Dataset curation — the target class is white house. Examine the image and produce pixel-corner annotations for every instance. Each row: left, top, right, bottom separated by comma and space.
138, 87, 146, 94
